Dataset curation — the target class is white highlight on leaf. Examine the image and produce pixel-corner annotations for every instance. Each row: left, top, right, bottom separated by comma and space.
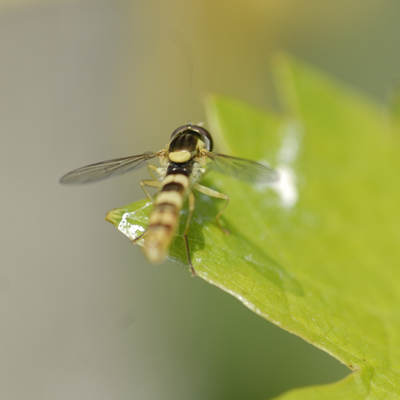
273, 165, 298, 209
271, 120, 303, 209
118, 212, 145, 241
277, 121, 301, 164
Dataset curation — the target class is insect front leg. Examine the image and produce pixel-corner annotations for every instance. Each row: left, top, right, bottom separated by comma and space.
183, 191, 196, 276
193, 183, 230, 235
140, 180, 162, 204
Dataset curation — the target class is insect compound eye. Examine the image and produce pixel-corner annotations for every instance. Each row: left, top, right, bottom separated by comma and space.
170, 124, 214, 151
170, 125, 187, 141
191, 126, 213, 151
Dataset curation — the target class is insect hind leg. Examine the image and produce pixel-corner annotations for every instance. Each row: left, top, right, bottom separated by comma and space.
193, 183, 230, 235
183, 191, 196, 276
131, 228, 148, 244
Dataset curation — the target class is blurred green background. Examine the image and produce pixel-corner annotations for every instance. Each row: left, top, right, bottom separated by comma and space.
1, 1, 399, 399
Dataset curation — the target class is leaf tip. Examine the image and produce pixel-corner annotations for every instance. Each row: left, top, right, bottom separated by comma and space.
105, 209, 119, 227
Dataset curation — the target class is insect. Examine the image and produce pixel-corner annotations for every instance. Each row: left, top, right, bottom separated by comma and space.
60, 124, 278, 275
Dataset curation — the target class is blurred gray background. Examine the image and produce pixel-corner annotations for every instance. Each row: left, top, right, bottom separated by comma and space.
1, 0, 398, 399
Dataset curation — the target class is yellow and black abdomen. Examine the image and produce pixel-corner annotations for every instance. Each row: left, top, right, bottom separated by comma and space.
144, 167, 191, 264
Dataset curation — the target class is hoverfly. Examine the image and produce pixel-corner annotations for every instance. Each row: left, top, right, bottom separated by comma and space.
60, 124, 278, 275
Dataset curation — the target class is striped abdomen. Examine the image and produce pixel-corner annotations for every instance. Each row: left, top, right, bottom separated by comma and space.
144, 170, 190, 264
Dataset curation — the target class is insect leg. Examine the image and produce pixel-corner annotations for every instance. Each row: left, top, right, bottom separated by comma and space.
193, 183, 230, 234
140, 180, 161, 204
131, 229, 148, 244
147, 164, 164, 181
183, 191, 196, 276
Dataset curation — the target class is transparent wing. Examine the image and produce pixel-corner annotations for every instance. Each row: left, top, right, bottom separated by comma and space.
206, 151, 279, 184
60, 152, 158, 184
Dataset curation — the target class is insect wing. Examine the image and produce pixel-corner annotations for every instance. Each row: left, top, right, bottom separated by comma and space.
206, 152, 279, 184
60, 152, 158, 184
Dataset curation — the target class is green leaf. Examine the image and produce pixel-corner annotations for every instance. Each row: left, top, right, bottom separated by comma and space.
106, 56, 400, 399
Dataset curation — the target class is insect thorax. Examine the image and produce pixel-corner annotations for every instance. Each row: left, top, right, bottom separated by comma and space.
166, 162, 194, 178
